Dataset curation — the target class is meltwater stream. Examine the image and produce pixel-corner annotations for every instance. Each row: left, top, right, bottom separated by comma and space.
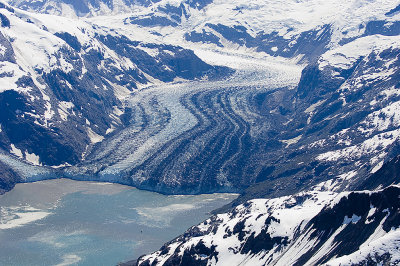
0, 179, 238, 265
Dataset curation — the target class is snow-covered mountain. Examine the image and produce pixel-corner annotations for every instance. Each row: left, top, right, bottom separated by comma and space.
5, 0, 156, 17
0, 0, 399, 196
135, 184, 400, 265
0, 2, 227, 192
8, 0, 400, 59
56, 32, 400, 198
5, 0, 213, 17
0, 0, 400, 264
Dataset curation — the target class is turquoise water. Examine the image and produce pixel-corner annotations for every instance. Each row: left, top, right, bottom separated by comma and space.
0, 179, 238, 265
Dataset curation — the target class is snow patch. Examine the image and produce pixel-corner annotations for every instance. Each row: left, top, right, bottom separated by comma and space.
10, 144, 23, 158
24, 150, 41, 166
57, 101, 74, 121
281, 135, 302, 147
343, 214, 361, 225
87, 127, 104, 144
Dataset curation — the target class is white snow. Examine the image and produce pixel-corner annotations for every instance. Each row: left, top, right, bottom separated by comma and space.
87, 127, 104, 144
371, 160, 384, 174
44, 101, 54, 121
305, 99, 326, 114
361, 101, 400, 134
57, 101, 74, 121
0, 3, 399, 265
105, 125, 116, 135
281, 135, 302, 147
10, 144, 23, 158
138, 185, 400, 266
319, 35, 400, 70
24, 150, 41, 166
317, 128, 400, 162
326, 228, 400, 265
138, 189, 339, 266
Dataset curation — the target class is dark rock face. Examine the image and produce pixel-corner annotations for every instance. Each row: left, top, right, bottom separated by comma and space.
184, 0, 212, 10
184, 30, 223, 47
161, 241, 216, 266
1, 1, 400, 199
386, 4, 400, 16
54, 32, 82, 51
63, 0, 91, 14
358, 155, 400, 190
1, 1, 400, 264
364, 20, 400, 36
98, 34, 227, 82
0, 90, 79, 166
0, 161, 19, 194
55, 43, 400, 197
133, 132, 400, 264
186, 23, 332, 61
205, 24, 253, 46
125, 0, 212, 27
352, 253, 396, 266
297, 186, 400, 265
0, 31, 15, 62
126, 15, 179, 27
0, 13, 10, 27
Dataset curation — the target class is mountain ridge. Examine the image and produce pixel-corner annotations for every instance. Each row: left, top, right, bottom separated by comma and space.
0, 1, 399, 264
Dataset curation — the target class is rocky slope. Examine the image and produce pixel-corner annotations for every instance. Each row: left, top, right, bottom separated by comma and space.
135, 183, 400, 265
229, 34, 400, 206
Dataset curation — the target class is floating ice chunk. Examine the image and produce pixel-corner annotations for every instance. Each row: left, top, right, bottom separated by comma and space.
0, 206, 51, 230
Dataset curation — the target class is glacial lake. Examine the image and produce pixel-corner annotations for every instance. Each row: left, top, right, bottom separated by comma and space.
0, 179, 238, 265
